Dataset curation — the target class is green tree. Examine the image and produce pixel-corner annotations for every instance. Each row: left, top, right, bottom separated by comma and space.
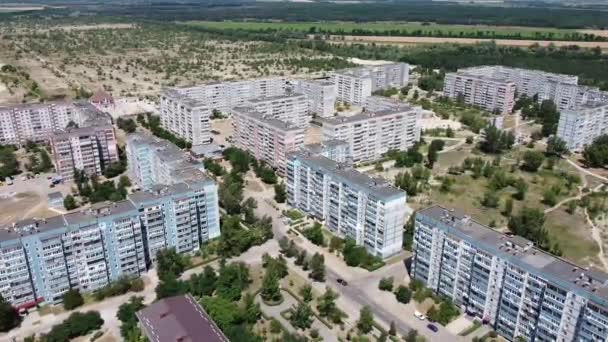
299, 284, 313, 303
503, 198, 514, 216
546, 136, 569, 157
189, 265, 217, 297
260, 270, 282, 303
303, 222, 324, 246
0, 294, 20, 332
357, 306, 374, 334
389, 321, 397, 336
521, 150, 545, 172
62, 289, 84, 310
290, 302, 313, 330
155, 248, 188, 279
243, 292, 261, 323
216, 262, 250, 301
63, 194, 78, 210
378, 277, 394, 292
317, 287, 338, 318
395, 285, 412, 304
274, 181, 287, 203
405, 329, 419, 342
155, 273, 186, 299
513, 178, 528, 200
582, 135, 608, 168
309, 252, 325, 282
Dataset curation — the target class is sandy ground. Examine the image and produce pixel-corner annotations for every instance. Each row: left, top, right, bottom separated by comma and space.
330, 35, 608, 49
48, 23, 135, 31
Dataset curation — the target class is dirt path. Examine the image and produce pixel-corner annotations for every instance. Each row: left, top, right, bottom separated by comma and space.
585, 208, 608, 271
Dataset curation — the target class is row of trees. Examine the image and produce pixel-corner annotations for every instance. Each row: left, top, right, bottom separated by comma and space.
279, 237, 326, 282
137, 113, 191, 149
73, 170, 131, 205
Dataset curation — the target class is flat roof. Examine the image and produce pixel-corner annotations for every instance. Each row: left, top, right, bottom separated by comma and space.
136, 294, 228, 342
289, 151, 405, 201
232, 106, 304, 132
246, 93, 305, 104
418, 205, 608, 305
318, 107, 418, 126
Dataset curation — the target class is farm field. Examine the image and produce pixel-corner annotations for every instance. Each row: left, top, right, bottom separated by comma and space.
185, 20, 603, 41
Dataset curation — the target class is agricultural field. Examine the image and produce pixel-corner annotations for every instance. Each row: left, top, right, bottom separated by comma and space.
185, 21, 605, 41
0, 22, 350, 105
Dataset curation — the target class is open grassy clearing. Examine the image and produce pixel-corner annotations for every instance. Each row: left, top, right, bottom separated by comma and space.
185, 21, 585, 40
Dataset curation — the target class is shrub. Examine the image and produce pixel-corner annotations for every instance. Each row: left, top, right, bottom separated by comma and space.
62, 289, 84, 310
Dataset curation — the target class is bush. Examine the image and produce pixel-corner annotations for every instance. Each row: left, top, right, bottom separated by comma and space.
395, 285, 412, 304
43, 311, 104, 342
62, 289, 84, 310
378, 277, 394, 292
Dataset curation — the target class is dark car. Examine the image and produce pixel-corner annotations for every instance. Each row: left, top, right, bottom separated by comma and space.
427, 324, 438, 332
337, 278, 348, 286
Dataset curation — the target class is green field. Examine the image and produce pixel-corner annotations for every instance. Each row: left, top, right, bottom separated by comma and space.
184, 21, 588, 41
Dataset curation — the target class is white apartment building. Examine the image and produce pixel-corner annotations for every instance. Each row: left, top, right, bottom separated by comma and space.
126, 133, 207, 190
293, 79, 336, 118
302, 139, 351, 164
51, 125, 119, 181
160, 90, 211, 146
231, 107, 305, 175
319, 103, 421, 163
286, 151, 407, 258
413, 206, 608, 342
332, 63, 410, 106
0, 101, 97, 146
538, 82, 608, 111
245, 93, 310, 128
443, 72, 517, 114
557, 102, 608, 151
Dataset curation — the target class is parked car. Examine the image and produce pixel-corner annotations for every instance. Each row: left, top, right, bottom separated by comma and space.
414, 311, 426, 320
427, 324, 438, 333
337, 278, 348, 286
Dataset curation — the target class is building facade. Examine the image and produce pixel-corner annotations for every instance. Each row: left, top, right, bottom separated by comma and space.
126, 133, 207, 190
231, 107, 305, 175
443, 72, 517, 114
245, 93, 310, 128
50, 125, 119, 181
0, 180, 220, 308
557, 102, 608, 151
302, 139, 351, 164
412, 206, 608, 342
286, 152, 407, 258
319, 103, 421, 163
159, 91, 211, 146
293, 79, 336, 118
332, 63, 409, 106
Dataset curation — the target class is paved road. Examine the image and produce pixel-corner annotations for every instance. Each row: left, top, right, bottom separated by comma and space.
250, 180, 460, 341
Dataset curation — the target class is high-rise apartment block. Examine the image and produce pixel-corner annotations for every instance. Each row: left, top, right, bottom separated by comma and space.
319, 101, 421, 163
286, 152, 407, 258
160, 77, 287, 146
245, 93, 310, 128
231, 107, 305, 175
412, 206, 608, 342
126, 133, 207, 190
50, 125, 119, 181
557, 102, 608, 151
0, 179, 220, 308
442, 72, 517, 114
332, 63, 410, 106
293, 79, 336, 118
302, 139, 351, 164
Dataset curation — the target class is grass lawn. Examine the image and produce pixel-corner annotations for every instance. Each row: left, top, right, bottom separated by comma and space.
183, 21, 579, 40
545, 207, 601, 267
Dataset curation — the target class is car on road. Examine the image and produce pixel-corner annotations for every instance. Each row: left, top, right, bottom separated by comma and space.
414, 310, 426, 320
427, 324, 438, 333
337, 278, 348, 286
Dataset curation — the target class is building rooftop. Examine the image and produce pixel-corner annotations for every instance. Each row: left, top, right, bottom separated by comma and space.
418, 205, 608, 306
136, 294, 228, 342
289, 151, 405, 201
318, 107, 418, 126
303, 139, 349, 155
232, 107, 304, 132
246, 93, 305, 104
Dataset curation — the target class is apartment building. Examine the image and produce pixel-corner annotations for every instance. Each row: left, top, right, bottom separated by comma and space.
286, 151, 407, 258
412, 205, 608, 342
557, 102, 608, 151
442, 72, 517, 114
0, 101, 105, 146
159, 77, 287, 146
245, 93, 310, 128
231, 107, 305, 174
332, 63, 410, 106
126, 133, 206, 190
50, 124, 119, 181
160, 90, 211, 146
319, 103, 421, 163
302, 139, 351, 164
538, 82, 608, 111
0, 179, 220, 308
293, 79, 336, 118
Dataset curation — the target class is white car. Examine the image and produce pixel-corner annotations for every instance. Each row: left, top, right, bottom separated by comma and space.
414, 310, 426, 320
